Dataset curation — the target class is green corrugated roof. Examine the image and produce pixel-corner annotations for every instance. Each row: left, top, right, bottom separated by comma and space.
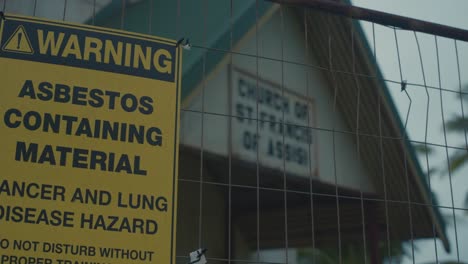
89, 0, 272, 99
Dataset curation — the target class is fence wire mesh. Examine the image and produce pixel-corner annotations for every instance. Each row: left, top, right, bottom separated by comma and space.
1, 0, 467, 263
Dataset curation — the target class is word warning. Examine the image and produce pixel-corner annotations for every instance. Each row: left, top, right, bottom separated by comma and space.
0, 14, 181, 264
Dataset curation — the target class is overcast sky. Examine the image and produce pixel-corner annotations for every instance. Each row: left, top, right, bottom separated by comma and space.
351, 1, 468, 263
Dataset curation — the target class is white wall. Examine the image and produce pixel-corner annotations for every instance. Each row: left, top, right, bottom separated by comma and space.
181, 7, 375, 193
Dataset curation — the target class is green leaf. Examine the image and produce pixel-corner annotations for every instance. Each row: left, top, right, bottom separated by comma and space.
449, 151, 468, 173
465, 193, 468, 212
445, 116, 468, 132
413, 144, 434, 155
457, 84, 468, 101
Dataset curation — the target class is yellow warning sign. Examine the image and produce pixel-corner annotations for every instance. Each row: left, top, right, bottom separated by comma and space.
2, 25, 34, 54
0, 15, 181, 264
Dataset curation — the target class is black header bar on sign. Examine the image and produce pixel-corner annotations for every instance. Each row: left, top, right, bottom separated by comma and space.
0, 17, 176, 82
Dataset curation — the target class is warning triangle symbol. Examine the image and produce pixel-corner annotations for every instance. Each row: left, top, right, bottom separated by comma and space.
2, 25, 34, 54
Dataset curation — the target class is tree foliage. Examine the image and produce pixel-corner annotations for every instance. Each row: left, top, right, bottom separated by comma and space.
444, 85, 468, 211
445, 85, 468, 174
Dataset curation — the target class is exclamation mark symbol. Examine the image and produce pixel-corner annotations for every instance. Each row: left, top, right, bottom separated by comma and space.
17, 32, 22, 49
